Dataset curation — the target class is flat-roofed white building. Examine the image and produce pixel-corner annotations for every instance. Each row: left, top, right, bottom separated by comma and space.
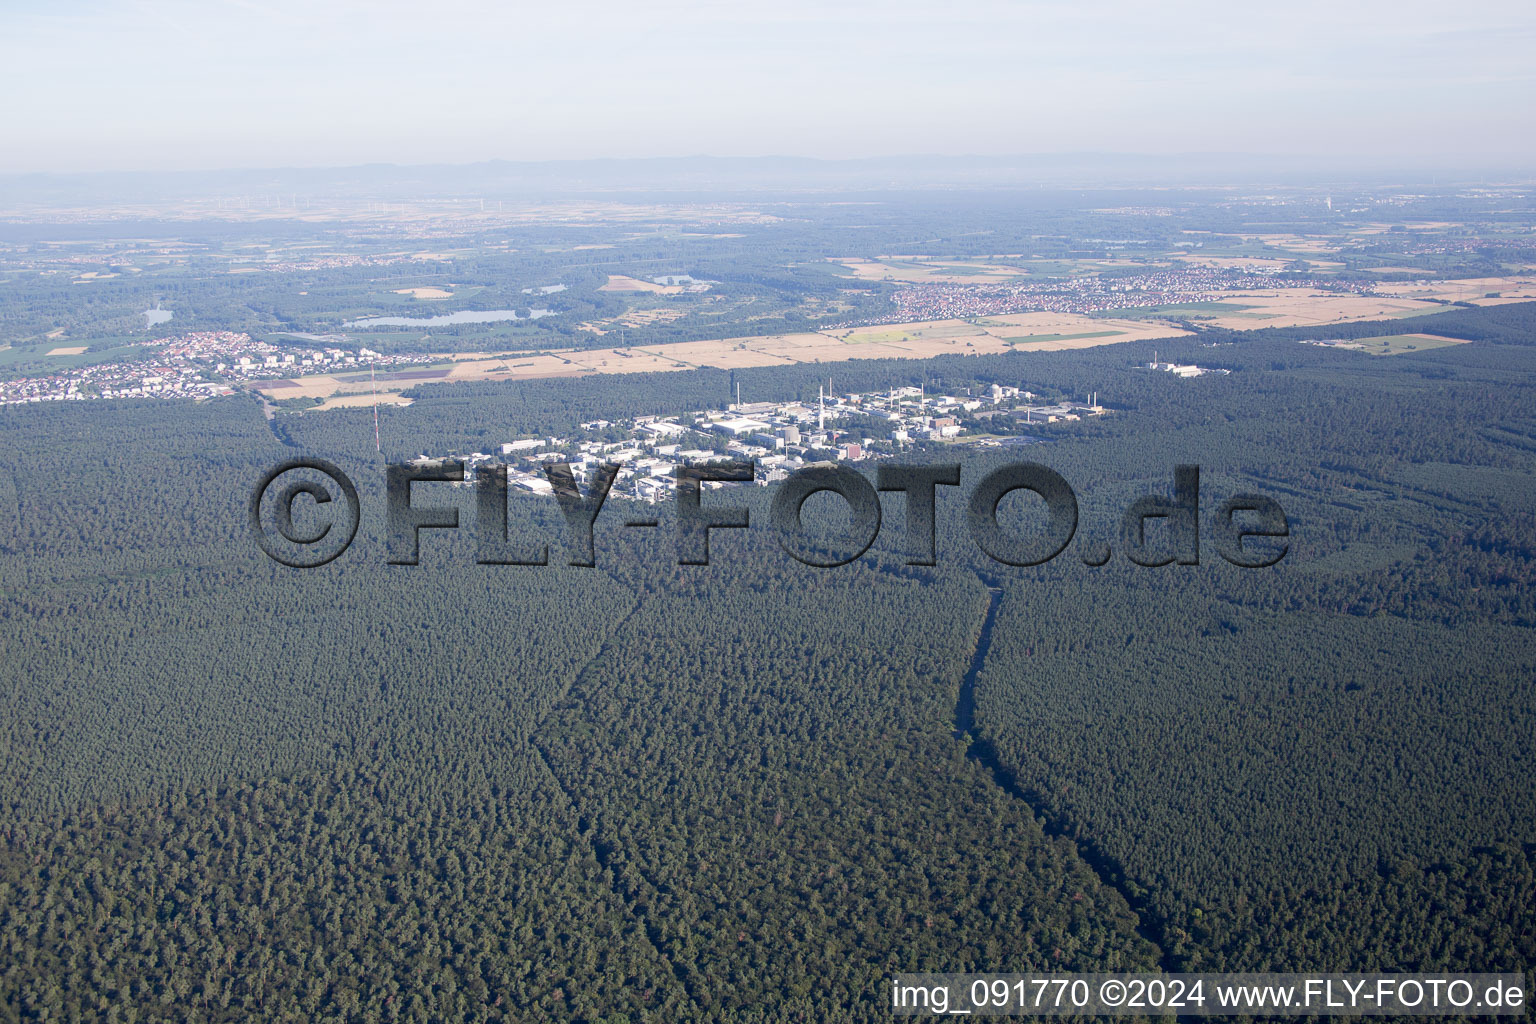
711, 417, 770, 436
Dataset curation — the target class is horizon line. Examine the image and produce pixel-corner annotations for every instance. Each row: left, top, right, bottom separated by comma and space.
3, 150, 1533, 184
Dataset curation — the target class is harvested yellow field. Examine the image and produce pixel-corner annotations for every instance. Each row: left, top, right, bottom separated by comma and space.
46, 346, 88, 356
254, 374, 362, 401
970, 312, 1183, 350
599, 275, 683, 294
447, 351, 670, 380
262, 313, 1188, 406
314, 392, 415, 410
393, 287, 454, 299
1371, 275, 1536, 306
1185, 291, 1444, 330
835, 320, 978, 345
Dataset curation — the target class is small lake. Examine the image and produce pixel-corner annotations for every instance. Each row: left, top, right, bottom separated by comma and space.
143, 307, 173, 326
344, 308, 555, 328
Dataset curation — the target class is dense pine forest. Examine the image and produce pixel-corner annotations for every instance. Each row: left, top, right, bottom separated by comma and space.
2, 303, 1535, 1021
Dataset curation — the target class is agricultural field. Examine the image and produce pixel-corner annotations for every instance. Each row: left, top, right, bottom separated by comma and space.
1170, 253, 1344, 271
1309, 333, 1472, 356
1372, 274, 1536, 306
253, 311, 1187, 405
835, 257, 1035, 284
999, 330, 1124, 346
1165, 290, 1447, 329
0, 339, 153, 372
312, 391, 416, 410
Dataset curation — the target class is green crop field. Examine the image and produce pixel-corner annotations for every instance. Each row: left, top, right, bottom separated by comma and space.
1345, 333, 1468, 355
0, 340, 156, 374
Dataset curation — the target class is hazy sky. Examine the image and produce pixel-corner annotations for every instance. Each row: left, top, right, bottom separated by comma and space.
2, 0, 1533, 173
